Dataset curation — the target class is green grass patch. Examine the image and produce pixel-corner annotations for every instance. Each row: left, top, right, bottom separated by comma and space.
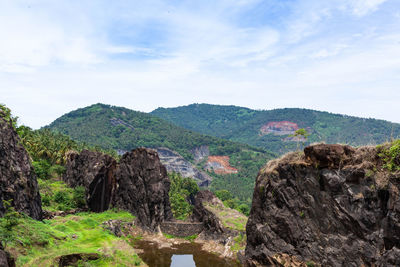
162, 233, 198, 242
3, 210, 143, 266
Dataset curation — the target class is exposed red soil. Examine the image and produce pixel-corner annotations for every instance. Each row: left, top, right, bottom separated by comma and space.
205, 156, 238, 175
260, 121, 299, 135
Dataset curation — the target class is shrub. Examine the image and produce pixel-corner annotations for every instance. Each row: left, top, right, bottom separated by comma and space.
73, 186, 86, 208
32, 160, 51, 180
215, 190, 233, 201
53, 191, 70, 205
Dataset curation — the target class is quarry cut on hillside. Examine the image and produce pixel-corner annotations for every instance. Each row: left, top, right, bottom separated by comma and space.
246, 143, 400, 267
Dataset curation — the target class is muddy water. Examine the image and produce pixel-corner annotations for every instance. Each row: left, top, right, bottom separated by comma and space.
134, 240, 241, 267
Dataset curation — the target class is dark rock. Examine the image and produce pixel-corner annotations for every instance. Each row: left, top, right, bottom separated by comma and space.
63, 150, 117, 212
112, 148, 173, 231
191, 190, 225, 235
57, 253, 100, 266
246, 144, 400, 266
0, 116, 42, 220
0, 244, 15, 267
304, 143, 355, 168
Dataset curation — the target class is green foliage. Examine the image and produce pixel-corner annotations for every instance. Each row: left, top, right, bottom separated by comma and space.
306, 261, 316, 267
73, 186, 87, 209
0, 103, 18, 129
152, 104, 400, 155
19, 127, 117, 166
5, 210, 139, 266
38, 179, 86, 212
237, 204, 250, 216
215, 190, 232, 201
163, 233, 197, 242
32, 159, 52, 179
169, 172, 199, 220
379, 140, 400, 171
46, 103, 274, 206
0, 200, 22, 248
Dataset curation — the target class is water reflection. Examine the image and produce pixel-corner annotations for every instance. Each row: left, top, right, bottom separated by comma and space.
134, 240, 241, 267
171, 255, 195, 267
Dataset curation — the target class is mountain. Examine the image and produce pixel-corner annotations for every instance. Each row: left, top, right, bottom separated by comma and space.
151, 103, 400, 154
47, 103, 275, 203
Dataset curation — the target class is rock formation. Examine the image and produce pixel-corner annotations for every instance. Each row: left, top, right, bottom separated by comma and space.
63, 150, 117, 212
246, 144, 400, 266
0, 115, 42, 220
0, 243, 15, 267
191, 190, 226, 235
156, 147, 212, 186
112, 148, 173, 231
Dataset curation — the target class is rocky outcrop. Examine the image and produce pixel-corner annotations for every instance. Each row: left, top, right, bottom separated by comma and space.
191, 145, 210, 163
191, 190, 225, 235
0, 244, 15, 267
0, 115, 42, 220
112, 148, 173, 231
246, 144, 400, 266
63, 150, 117, 212
156, 147, 212, 186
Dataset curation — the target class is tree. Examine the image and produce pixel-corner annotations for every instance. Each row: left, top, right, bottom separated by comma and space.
290, 128, 310, 150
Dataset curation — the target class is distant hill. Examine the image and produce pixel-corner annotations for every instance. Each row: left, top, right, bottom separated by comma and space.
47, 103, 275, 203
152, 104, 400, 154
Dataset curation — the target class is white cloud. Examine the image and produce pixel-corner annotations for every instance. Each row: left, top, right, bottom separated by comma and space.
350, 0, 388, 16
0, 0, 399, 128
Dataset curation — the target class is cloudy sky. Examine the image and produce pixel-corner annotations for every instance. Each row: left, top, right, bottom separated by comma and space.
1, 0, 399, 128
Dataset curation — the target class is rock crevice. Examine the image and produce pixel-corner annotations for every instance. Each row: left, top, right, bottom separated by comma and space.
246, 144, 400, 266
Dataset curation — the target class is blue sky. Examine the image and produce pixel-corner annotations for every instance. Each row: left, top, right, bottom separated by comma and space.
0, 0, 399, 128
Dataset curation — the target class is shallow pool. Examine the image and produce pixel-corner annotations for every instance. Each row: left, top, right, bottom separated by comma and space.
134, 240, 241, 267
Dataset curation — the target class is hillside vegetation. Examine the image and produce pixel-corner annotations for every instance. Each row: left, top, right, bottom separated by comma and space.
152, 103, 400, 154
47, 104, 275, 204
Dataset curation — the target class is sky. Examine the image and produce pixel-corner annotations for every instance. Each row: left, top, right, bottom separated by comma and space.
1, 0, 399, 129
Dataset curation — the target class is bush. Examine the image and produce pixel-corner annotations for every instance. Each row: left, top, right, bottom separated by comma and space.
237, 204, 250, 216
49, 164, 66, 177
42, 194, 51, 206
73, 186, 86, 208
32, 160, 51, 180
53, 191, 70, 205
215, 190, 233, 201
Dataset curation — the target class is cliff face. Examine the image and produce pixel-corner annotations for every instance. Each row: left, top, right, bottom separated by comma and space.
246, 144, 400, 267
113, 148, 173, 231
156, 147, 212, 186
0, 116, 42, 220
63, 150, 117, 212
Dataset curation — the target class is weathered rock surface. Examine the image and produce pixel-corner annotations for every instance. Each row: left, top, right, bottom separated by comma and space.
191, 190, 226, 235
156, 147, 212, 186
191, 145, 210, 163
63, 150, 117, 212
0, 243, 15, 267
246, 144, 400, 266
0, 115, 42, 220
113, 148, 173, 231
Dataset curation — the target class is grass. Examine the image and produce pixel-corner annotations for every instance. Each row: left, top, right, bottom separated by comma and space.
5, 210, 145, 266
162, 233, 198, 242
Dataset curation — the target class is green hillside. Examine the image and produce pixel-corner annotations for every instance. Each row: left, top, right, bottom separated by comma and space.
47, 103, 275, 204
152, 104, 400, 154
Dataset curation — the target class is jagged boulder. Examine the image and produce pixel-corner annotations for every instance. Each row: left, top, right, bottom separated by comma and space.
0, 243, 15, 267
63, 150, 117, 212
112, 148, 173, 231
246, 144, 400, 266
0, 116, 42, 220
191, 190, 225, 235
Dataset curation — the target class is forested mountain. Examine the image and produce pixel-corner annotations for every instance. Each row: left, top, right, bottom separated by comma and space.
47, 103, 275, 204
152, 104, 400, 154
